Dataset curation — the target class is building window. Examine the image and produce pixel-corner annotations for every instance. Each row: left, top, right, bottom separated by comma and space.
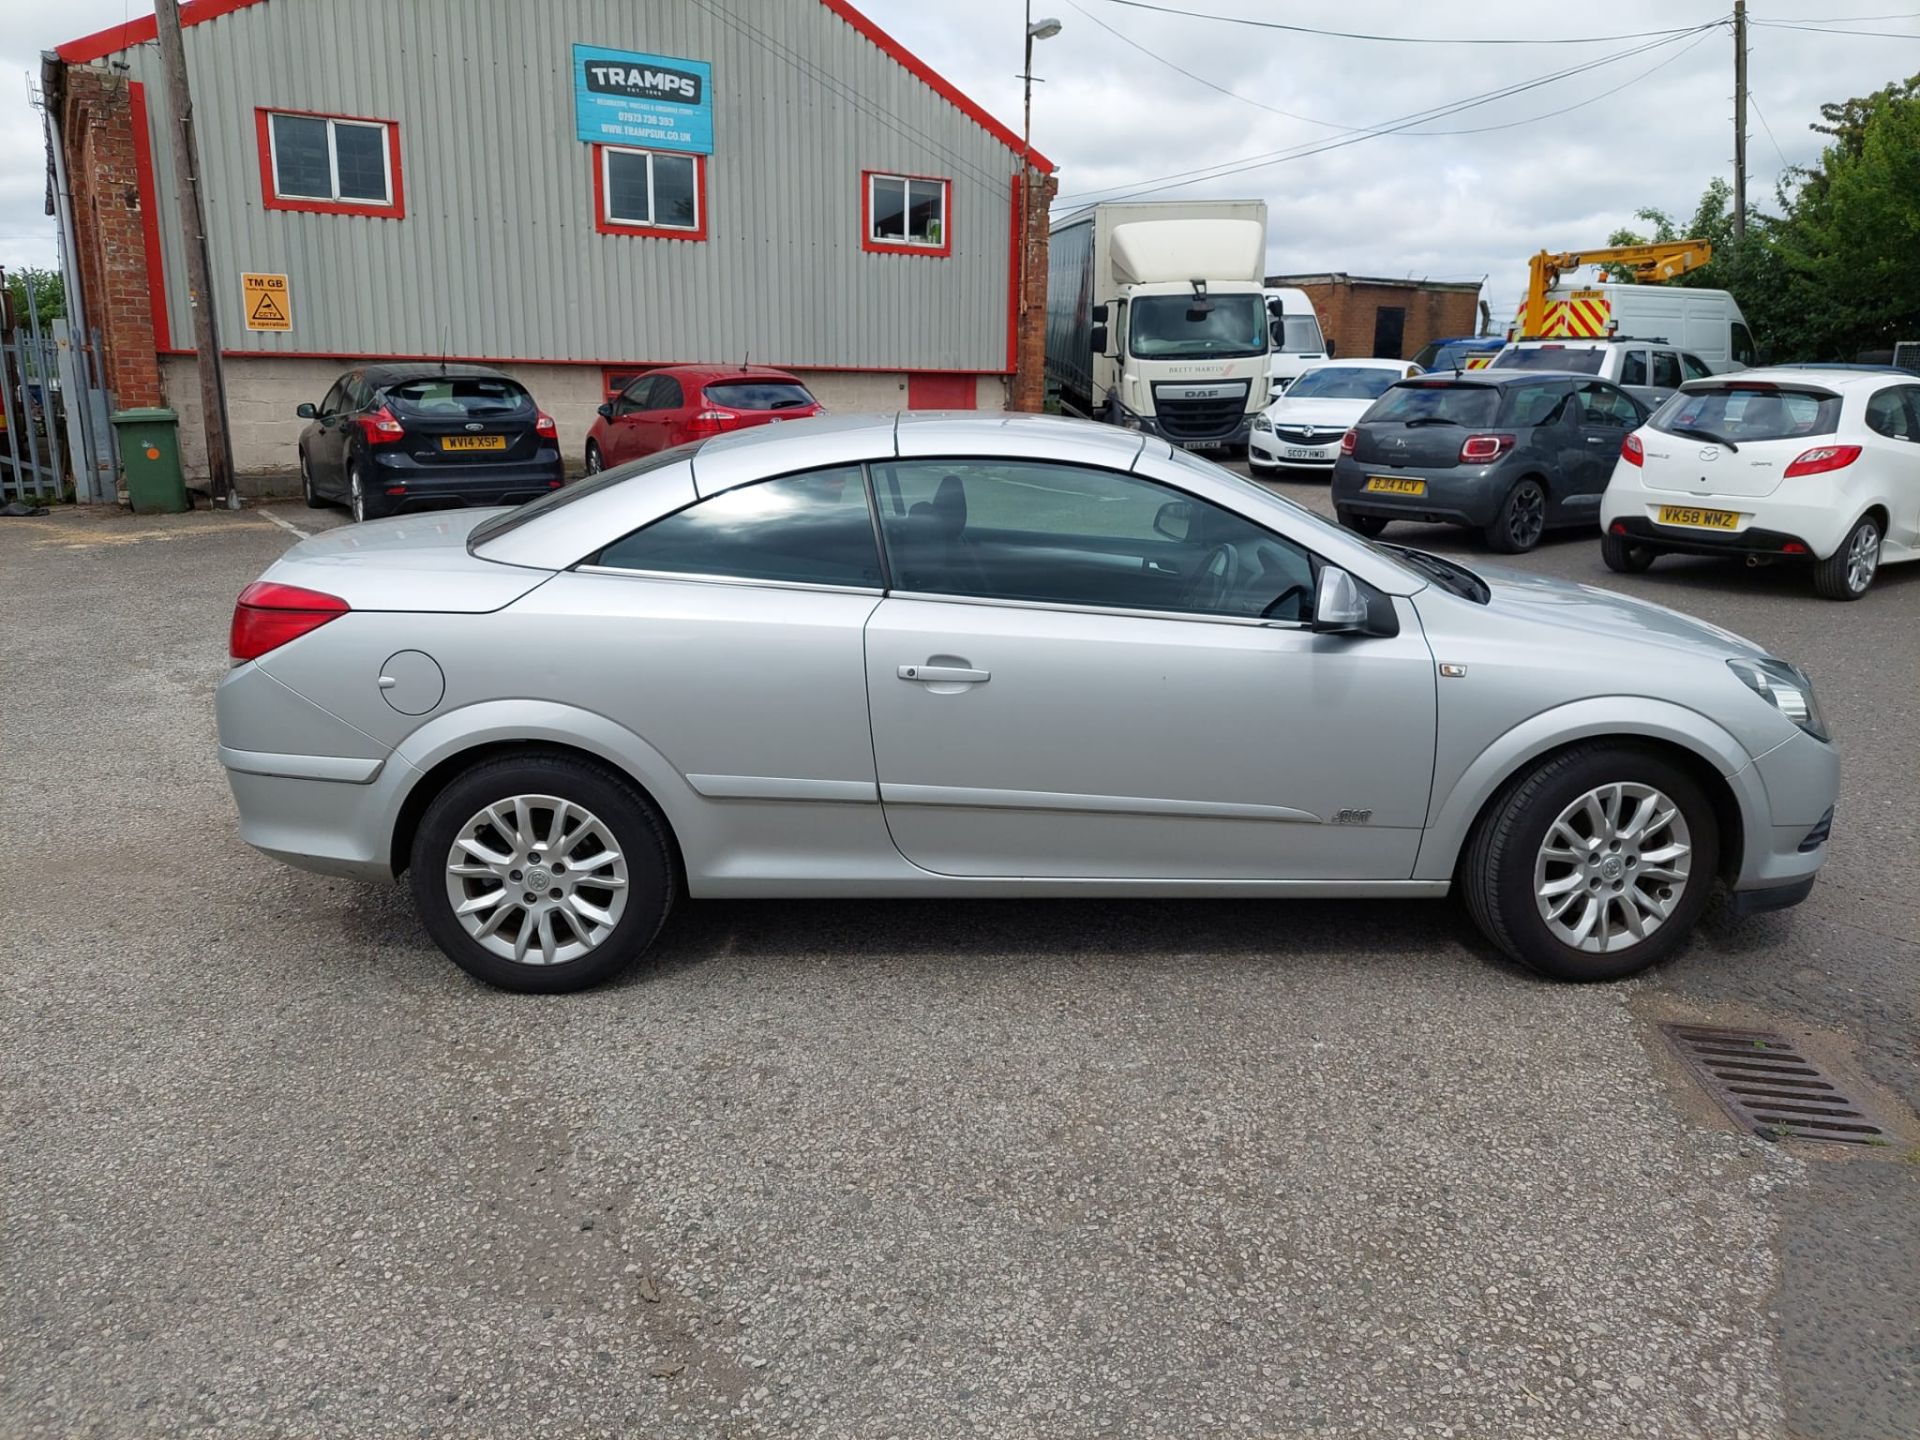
595, 146, 707, 240
256, 108, 404, 218
863, 172, 950, 256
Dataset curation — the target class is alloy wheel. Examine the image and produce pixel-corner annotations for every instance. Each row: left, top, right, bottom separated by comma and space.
350, 468, 367, 523
1532, 781, 1692, 954
585, 444, 602, 475
1846, 520, 1880, 595
1508, 483, 1545, 549
443, 795, 630, 967
300, 453, 313, 503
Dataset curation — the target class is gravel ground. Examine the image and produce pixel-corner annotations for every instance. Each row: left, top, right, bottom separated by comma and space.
1, 486, 1913, 1438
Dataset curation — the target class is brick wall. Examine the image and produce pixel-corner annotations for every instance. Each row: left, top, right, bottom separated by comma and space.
61, 67, 163, 411
1281, 278, 1482, 363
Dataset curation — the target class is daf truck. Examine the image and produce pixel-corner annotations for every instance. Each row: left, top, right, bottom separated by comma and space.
1046, 200, 1271, 452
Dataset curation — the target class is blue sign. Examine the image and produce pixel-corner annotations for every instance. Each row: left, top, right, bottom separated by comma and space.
573, 44, 713, 154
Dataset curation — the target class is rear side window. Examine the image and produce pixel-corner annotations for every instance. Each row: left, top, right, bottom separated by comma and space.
1864, 388, 1916, 440
1619, 351, 1648, 386
1362, 384, 1500, 427
1489, 347, 1604, 375
595, 466, 880, 588
703, 381, 817, 411
1651, 352, 1683, 390
1500, 383, 1572, 427
1650, 387, 1840, 442
385, 377, 530, 417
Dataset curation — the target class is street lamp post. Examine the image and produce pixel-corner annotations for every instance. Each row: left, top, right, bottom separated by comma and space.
1019, 5, 1062, 410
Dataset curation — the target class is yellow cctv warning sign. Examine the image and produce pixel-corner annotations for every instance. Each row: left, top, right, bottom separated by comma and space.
242, 272, 291, 331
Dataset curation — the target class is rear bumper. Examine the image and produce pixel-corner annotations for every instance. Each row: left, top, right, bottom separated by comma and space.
1331, 459, 1502, 526
370, 448, 565, 506
1608, 515, 1817, 560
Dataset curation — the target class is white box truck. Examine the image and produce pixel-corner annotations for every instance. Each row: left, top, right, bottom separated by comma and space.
1046, 200, 1271, 452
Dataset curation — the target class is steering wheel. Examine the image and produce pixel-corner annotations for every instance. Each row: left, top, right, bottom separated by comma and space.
1187, 544, 1240, 611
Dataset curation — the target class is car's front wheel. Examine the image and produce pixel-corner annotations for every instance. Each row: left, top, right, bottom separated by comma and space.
1337, 509, 1389, 537
1812, 514, 1881, 600
585, 441, 604, 475
1462, 744, 1718, 982
1600, 531, 1656, 573
409, 752, 677, 993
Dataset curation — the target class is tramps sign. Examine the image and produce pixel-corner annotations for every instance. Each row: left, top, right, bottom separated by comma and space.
572, 44, 714, 153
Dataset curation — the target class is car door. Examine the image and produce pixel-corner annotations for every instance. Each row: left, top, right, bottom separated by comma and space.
860, 455, 1438, 881
307, 378, 352, 496
1865, 384, 1920, 555
642, 376, 687, 455
602, 379, 648, 465
1569, 382, 1641, 512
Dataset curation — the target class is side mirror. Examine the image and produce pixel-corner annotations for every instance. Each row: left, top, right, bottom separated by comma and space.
1090, 323, 1109, 355
1312, 566, 1369, 634
295, 402, 317, 419
1325, 338, 1338, 358
1152, 500, 1192, 542
1091, 303, 1110, 324
596, 402, 614, 421
1267, 297, 1285, 317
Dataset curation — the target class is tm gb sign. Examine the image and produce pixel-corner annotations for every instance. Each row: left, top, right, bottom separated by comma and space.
573, 44, 713, 153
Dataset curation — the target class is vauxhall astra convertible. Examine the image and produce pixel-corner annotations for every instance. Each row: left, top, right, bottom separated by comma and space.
218, 414, 1837, 992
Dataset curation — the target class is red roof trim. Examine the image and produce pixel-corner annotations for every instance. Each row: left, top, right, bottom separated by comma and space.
57, 0, 266, 65
818, 0, 1053, 172
156, 346, 1005, 377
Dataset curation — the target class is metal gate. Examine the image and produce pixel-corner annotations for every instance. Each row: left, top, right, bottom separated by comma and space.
1, 279, 116, 504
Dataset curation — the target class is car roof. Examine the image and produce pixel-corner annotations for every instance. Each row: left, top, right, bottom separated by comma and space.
362, 362, 515, 386
640, 363, 807, 384
1684, 365, 1899, 390
1427, 336, 1503, 347
1397, 369, 1593, 387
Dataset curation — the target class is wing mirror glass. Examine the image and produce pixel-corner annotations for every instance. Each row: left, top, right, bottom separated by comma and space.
1091, 303, 1110, 324
1325, 338, 1338, 358
596, 402, 614, 421
1090, 323, 1109, 355
295, 402, 317, 419
1152, 500, 1192, 542
1312, 566, 1369, 633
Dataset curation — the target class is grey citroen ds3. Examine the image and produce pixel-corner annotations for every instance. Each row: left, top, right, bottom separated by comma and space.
1332, 372, 1649, 552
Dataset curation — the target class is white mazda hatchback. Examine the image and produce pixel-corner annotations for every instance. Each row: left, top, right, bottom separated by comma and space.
1599, 366, 1920, 598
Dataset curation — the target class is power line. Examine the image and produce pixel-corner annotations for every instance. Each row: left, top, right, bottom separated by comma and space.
1410, 30, 1717, 135
1056, 24, 1721, 204
1092, 0, 1715, 45
1761, 9, 1920, 20
1750, 19, 1920, 36
1748, 91, 1792, 169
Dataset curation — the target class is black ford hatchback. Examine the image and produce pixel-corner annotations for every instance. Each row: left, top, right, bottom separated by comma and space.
296, 363, 565, 523
1330, 371, 1648, 552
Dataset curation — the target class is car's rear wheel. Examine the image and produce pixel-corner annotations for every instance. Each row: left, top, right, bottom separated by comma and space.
349, 463, 378, 524
585, 442, 603, 475
1600, 531, 1656, 573
1812, 514, 1880, 600
299, 449, 325, 509
1462, 744, 1718, 982
1337, 509, 1388, 537
1486, 478, 1547, 553
409, 752, 676, 993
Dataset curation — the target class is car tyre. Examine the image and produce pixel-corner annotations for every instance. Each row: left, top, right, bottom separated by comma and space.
299, 449, 325, 509
1811, 514, 1880, 600
409, 751, 677, 994
1486, 478, 1547, 553
585, 441, 603, 476
1600, 531, 1656, 573
349, 462, 380, 524
1337, 509, 1388, 537
1462, 743, 1718, 982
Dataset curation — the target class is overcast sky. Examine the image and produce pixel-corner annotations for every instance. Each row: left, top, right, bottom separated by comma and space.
4, 1, 1916, 322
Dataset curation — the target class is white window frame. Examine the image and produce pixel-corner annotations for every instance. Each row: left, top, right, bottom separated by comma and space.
267, 112, 394, 205
867, 172, 947, 249
600, 146, 701, 232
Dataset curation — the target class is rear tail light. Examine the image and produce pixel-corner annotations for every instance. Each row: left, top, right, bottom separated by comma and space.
230, 582, 349, 662
1459, 433, 1516, 463
1621, 432, 1644, 466
356, 406, 405, 446
535, 411, 558, 439
1783, 444, 1860, 478
1339, 428, 1356, 456
687, 409, 739, 438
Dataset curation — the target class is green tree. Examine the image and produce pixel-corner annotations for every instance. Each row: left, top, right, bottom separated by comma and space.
4, 267, 66, 326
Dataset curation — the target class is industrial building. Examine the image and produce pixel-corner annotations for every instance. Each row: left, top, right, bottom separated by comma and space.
1265, 273, 1486, 365
44, 0, 1053, 486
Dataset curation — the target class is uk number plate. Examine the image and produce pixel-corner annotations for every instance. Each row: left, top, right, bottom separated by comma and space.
1656, 505, 1739, 530
1365, 476, 1426, 495
441, 435, 507, 452
1283, 446, 1326, 461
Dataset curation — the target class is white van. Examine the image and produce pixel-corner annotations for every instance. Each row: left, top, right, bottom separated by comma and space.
1508, 283, 1757, 370
1263, 286, 1329, 394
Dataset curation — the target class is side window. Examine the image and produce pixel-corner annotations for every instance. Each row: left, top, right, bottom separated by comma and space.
652, 377, 685, 411
1865, 388, 1915, 441
615, 378, 652, 416
1903, 387, 1920, 439
1681, 353, 1712, 382
870, 460, 1316, 622
1502, 382, 1571, 428
343, 375, 374, 412
595, 467, 880, 588
1619, 350, 1648, 387
1651, 351, 1683, 390
1731, 321, 1757, 367
1578, 383, 1634, 426
319, 380, 347, 417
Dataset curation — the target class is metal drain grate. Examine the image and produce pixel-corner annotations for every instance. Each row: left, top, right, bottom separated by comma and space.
1661, 1024, 1889, 1145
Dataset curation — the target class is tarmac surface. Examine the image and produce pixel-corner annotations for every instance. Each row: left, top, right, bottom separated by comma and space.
2, 474, 1914, 1439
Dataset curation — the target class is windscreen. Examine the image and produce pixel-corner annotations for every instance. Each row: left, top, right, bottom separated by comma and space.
385, 377, 531, 417
1131, 294, 1266, 360
1362, 384, 1501, 427
1488, 347, 1605, 375
1286, 367, 1400, 401
703, 381, 817, 411
1650, 387, 1840, 442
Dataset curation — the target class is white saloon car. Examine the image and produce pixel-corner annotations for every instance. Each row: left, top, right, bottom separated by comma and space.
1249, 359, 1420, 474
1600, 367, 1920, 599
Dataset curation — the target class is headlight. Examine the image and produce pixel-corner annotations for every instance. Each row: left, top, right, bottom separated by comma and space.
1727, 658, 1829, 741
1252, 413, 1273, 431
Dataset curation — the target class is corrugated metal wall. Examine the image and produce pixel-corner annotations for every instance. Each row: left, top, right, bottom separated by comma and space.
111, 0, 1019, 371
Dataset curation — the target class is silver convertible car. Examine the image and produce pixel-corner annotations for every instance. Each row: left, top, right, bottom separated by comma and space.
218, 414, 1838, 992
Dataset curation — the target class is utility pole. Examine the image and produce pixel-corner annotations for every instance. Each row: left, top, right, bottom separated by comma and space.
1016, 5, 1061, 412
1732, 0, 1748, 242
154, 0, 237, 507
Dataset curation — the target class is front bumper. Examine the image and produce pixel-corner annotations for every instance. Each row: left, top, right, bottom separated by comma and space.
1728, 727, 1840, 904
1331, 459, 1503, 526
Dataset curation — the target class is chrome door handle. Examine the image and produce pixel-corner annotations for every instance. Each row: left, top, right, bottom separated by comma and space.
898, 664, 990, 684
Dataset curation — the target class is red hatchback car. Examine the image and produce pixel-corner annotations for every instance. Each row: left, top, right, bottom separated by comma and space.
585, 365, 823, 472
